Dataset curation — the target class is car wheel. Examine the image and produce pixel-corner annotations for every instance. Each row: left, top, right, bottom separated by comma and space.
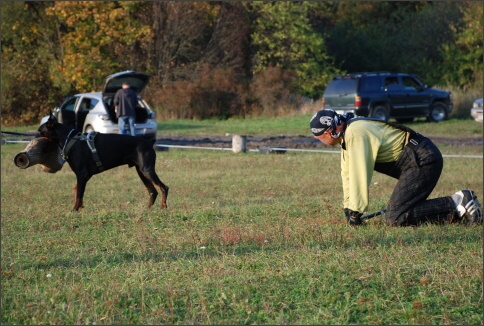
84, 125, 94, 133
428, 102, 448, 122
370, 105, 390, 122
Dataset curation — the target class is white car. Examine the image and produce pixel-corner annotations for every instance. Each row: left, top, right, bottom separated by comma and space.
471, 98, 483, 123
41, 71, 157, 140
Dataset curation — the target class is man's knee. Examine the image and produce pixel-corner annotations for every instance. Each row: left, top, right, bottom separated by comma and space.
385, 212, 414, 227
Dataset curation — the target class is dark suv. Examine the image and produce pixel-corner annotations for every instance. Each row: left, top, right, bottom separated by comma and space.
322, 72, 453, 122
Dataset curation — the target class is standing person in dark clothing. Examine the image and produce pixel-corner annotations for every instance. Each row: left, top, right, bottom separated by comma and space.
114, 82, 137, 136
309, 109, 482, 227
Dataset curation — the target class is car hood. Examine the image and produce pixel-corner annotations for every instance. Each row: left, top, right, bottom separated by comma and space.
102, 70, 151, 96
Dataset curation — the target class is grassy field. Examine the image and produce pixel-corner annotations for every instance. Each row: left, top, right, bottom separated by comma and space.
1, 117, 482, 324
154, 114, 483, 138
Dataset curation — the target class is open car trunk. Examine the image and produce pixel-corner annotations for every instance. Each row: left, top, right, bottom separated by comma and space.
102, 70, 152, 123
104, 97, 149, 124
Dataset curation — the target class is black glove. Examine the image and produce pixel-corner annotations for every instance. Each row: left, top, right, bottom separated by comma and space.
344, 208, 363, 226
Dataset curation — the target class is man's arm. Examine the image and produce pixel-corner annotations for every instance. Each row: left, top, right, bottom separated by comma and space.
344, 127, 379, 213
113, 90, 121, 108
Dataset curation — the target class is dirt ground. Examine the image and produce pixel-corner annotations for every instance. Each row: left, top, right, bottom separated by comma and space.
3, 131, 482, 151
156, 134, 483, 151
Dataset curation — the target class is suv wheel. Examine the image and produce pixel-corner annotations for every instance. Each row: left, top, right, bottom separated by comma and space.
428, 102, 448, 122
370, 105, 389, 122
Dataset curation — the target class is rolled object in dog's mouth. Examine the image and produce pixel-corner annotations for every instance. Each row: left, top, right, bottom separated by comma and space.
13, 137, 64, 173
14, 152, 32, 169
39, 146, 64, 173
39, 158, 64, 173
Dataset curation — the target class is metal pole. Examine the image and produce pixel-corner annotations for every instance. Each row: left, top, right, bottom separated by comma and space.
361, 209, 386, 220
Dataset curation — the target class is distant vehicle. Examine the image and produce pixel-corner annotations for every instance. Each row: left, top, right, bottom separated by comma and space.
322, 72, 453, 122
40, 71, 157, 140
470, 98, 483, 123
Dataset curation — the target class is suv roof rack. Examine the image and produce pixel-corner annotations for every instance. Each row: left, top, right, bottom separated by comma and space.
348, 72, 392, 77
333, 72, 394, 80
333, 72, 418, 80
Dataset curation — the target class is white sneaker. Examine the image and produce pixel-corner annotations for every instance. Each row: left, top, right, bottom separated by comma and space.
452, 190, 483, 226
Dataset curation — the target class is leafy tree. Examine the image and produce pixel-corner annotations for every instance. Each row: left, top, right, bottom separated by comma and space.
1, 1, 482, 125
45, 2, 152, 92
1, 2, 62, 125
394, 2, 462, 85
148, 2, 252, 119
149, 2, 219, 84
440, 1, 483, 89
249, 1, 340, 98
326, 2, 415, 72
326, 2, 463, 85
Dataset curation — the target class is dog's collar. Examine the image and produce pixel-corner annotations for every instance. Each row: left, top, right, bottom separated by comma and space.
61, 129, 82, 161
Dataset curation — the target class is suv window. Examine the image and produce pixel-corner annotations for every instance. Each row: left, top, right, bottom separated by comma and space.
401, 76, 421, 90
325, 79, 358, 95
384, 77, 398, 86
384, 77, 401, 91
360, 76, 381, 92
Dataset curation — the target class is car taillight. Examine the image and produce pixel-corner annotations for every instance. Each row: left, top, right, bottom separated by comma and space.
322, 97, 326, 108
355, 95, 362, 107
98, 114, 110, 121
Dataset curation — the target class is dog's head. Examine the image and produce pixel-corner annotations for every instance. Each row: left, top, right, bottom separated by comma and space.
38, 112, 61, 140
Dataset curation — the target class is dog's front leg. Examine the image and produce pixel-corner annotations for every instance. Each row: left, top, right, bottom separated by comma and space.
73, 176, 90, 211
73, 184, 83, 211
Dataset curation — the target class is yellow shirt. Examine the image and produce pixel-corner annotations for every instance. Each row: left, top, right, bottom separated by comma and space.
341, 119, 406, 213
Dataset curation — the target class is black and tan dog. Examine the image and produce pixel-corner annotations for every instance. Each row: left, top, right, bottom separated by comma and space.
37, 114, 169, 211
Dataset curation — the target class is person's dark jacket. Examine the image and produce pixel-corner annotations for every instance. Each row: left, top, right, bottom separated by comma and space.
114, 88, 137, 118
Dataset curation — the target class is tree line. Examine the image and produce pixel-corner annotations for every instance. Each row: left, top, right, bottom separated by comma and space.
1, 1, 482, 126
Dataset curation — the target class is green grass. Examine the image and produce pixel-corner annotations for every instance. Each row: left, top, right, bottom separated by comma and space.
157, 114, 313, 137
1, 116, 482, 324
155, 115, 483, 138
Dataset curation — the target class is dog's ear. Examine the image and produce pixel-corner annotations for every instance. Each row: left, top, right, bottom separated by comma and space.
47, 112, 57, 127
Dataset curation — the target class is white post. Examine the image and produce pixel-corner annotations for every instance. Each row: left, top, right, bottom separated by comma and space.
232, 135, 247, 153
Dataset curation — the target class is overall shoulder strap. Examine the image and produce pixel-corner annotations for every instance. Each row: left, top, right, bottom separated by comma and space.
62, 131, 82, 161
86, 131, 104, 172
341, 117, 420, 150
347, 117, 418, 135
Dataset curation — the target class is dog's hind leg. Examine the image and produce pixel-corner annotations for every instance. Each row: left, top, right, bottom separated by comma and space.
136, 166, 159, 208
148, 169, 169, 209
136, 166, 169, 209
